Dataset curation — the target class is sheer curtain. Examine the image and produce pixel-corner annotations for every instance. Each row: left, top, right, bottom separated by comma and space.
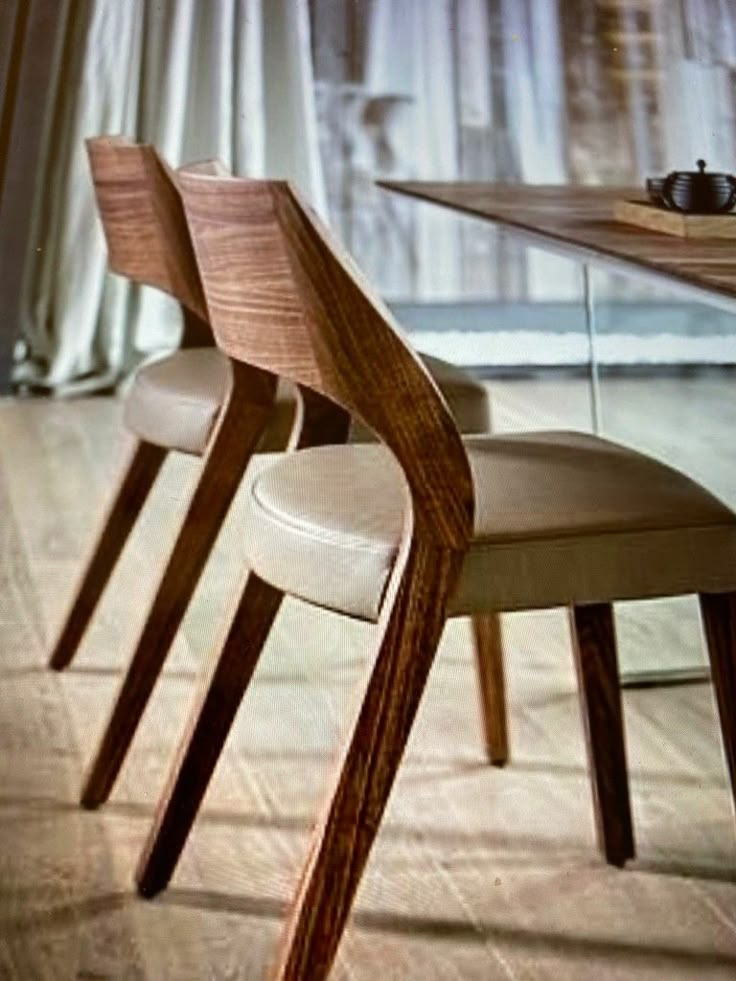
313, 0, 736, 306
314, 0, 574, 301
363, 0, 461, 300
16, 0, 323, 393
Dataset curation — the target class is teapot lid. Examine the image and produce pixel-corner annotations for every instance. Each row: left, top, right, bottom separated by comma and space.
669, 159, 732, 182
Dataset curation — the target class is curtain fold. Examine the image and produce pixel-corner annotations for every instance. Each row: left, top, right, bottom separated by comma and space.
364, 0, 461, 300
16, 0, 322, 393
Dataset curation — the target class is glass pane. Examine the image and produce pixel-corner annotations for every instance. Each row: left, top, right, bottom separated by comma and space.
591, 266, 736, 676
388, 206, 597, 433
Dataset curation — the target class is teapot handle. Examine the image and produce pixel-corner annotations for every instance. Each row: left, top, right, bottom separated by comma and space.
727, 175, 736, 212
662, 172, 680, 212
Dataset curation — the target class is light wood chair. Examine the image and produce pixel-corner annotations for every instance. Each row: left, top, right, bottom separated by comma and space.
134, 170, 736, 981
60, 137, 507, 814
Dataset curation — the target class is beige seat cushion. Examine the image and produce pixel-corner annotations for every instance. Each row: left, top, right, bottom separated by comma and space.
123, 348, 491, 455
123, 348, 300, 454
243, 433, 736, 621
124, 348, 232, 455
417, 353, 491, 435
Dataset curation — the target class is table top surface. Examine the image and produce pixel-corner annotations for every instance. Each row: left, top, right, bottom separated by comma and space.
378, 181, 736, 307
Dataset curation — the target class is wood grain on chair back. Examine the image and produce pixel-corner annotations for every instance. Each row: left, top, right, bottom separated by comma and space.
178, 171, 474, 547
86, 136, 207, 322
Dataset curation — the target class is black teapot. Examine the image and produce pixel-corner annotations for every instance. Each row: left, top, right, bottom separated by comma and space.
661, 159, 736, 214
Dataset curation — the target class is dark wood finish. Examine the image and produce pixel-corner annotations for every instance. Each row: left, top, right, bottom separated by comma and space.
179, 306, 212, 348
289, 386, 351, 450
378, 181, 736, 305
177, 172, 475, 548
570, 603, 634, 867
88, 138, 215, 357
86, 138, 207, 321
48, 439, 167, 671
80, 360, 277, 808
272, 539, 462, 981
89, 145, 222, 350
79, 382, 349, 808
66, 144, 355, 809
48, 139, 214, 673
145, 170, 735, 975
136, 572, 285, 898
157, 171, 475, 979
472, 613, 508, 766
699, 592, 736, 809
136, 165, 736, 976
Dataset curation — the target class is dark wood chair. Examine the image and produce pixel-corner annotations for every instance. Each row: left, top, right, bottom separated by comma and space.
134, 169, 736, 981
61, 138, 507, 813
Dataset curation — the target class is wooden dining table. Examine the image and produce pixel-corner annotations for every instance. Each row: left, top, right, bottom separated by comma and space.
377, 181, 736, 312
378, 180, 736, 687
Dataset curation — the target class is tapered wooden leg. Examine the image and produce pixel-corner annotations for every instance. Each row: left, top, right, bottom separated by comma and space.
80, 364, 276, 809
272, 539, 462, 981
471, 613, 508, 765
48, 440, 167, 671
571, 603, 634, 866
699, 592, 736, 811
136, 572, 284, 898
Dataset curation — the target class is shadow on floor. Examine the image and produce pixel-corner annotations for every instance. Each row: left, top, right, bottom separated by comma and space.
2, 886, 735, 971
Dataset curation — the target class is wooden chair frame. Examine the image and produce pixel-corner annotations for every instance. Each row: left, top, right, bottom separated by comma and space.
53, 139, 507, 819
136, 173, 476, 980
133, 171, 736, 980
51, 139, 348, 806
48, 137, 212, 672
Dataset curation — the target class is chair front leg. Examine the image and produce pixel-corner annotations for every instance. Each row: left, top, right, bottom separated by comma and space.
48, 439, 167, 671
80, 363, 277, 808
271, 538, 462, 981
699, 591, 736, 810
136, 571, 284, 898
471, 613, 508, 765
571, 602, 634, 866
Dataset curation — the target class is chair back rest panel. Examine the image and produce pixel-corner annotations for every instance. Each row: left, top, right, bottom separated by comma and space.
178, 173, 317, 380
179, 171, 474, 547
86, 137, 207, 321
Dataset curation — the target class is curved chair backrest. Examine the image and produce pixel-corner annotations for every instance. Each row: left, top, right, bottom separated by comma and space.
86, 136, 208, 328
177, 171, 474, 548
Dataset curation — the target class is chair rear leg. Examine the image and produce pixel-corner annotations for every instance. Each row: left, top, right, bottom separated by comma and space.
271, 540, 461, 981
136, 571, 284, 898
571, 602, 634, 866
80, 364, 276, 808
471, 612, 508, 765
48, 439, 167, 671
699, 592, 736, 811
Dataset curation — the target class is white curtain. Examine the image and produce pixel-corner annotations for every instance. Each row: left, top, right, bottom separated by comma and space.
353, 0, 574, 301
499, 0, 575, 300
363, 0, 461, 300
16, 0, 324, 393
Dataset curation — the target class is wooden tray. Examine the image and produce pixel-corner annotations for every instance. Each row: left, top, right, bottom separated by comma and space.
613, 199, 736, 238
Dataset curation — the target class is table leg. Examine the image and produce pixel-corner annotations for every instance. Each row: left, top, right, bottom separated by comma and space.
582, 261, 602, 435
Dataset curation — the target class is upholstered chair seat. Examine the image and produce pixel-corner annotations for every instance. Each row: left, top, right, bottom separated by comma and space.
123, 348, 231, 455
124, 347, 492, 456
244, 433, 736, 621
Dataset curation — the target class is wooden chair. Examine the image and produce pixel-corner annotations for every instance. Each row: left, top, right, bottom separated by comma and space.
59, 137, 507, 814
134, 170, 736, 981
